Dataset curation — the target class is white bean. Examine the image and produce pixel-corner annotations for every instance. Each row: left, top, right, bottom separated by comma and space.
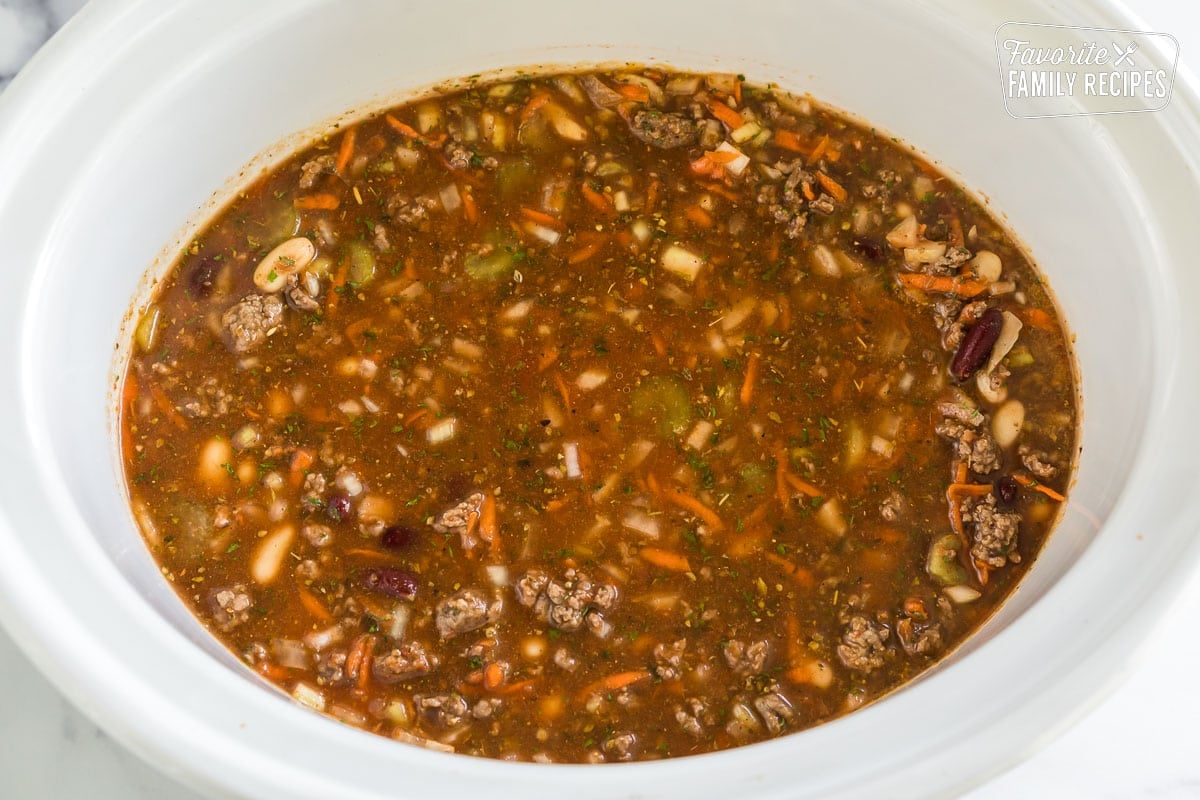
992, 399, 1025, 449
253, 237, 316, 293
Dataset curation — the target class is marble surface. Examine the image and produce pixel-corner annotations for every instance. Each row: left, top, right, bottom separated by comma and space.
1, 0, 1198, 797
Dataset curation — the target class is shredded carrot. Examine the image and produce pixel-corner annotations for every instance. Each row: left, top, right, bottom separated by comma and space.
544, 498, 569, 513
296, 584, 333, 621
1013, 473, 1066, 502
655, 483, 725, 531
149, 382, 187, 430
767, 553, 816, 588
349, 634, 378, 692
404, 407, 431, 428
520, 206, 561, 228
294, 193, 340, 211
775, 446, 792, 512
784, 472, 824, 498
289, 448, 315, 487
733, 77, 743, 106
494, 679, 538, 696
690, 156, 715, 176
949, 215, 965, 248
553, 372, 572, 411
519, 91, 552, 124
537, 344, 560, 371
947, 483, 992, 500
345, 317, 372, 349
615, 83, 650, 102
800, 179, 816, 202
806, 134, 831, 165
342, 548, 395, 561
483, 661, 506, 690
383, 114, 423, 141
335, 126, 357, 175
326, 259, 350, 313
649, 331, 667, 357
954, 462, 969, 484
739, 352, 760, 405
816, 171, 848, 202
461, 188, 478, 224
122, 372, 139, 410
257, 661, 291, 681
704, 148, 743, 165
645, 178, 660, 213
577, 670, 651, 699
897, 273, 990, 297
567, 235, 608, 265
708, 98, 745, 129
698, 181, 741, 201
773, 129, 808, 153
479, 492, 500, 559
684, 205, 714, 228
580, 181, 614, 215
639, 547, 693, 572
1018, 307, 1056, 331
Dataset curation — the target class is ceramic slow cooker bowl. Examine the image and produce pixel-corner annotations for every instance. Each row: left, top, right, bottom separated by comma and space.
1, 0, 1199, 797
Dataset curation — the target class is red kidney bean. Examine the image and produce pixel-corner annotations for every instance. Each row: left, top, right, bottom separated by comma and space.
950, 307, 1004, 381
360, 567, 417, 600
326, 494, 352, 523
187, 258, 219, 298
381, 525, 417, 550
851, 235, 886, 263
995, 475, 1020, 507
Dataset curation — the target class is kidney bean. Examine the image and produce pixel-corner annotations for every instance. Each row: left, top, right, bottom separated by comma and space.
995, 475, 1020, 508
187, 258, 219, 299
851, 235, 886, 263
381, 525, 417, 550
949, 307, 1004, 381
326, 494, 352, 523
360, 567, 418, 600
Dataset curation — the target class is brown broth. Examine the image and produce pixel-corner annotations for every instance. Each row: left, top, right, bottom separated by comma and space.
120, 68, 1077, 762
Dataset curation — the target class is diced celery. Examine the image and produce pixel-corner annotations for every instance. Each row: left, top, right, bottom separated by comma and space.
927, 534, 970, 586
347, 241, 376, 284
464, 250, 514, 280
630, 377, 693, 439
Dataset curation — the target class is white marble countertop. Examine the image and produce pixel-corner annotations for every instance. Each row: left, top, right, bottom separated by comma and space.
2, 1, 1198, 797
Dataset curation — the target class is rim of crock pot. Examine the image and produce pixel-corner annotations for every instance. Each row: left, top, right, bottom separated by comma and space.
0, 1, 1196, 798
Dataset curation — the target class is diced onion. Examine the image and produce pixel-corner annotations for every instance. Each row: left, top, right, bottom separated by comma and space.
622, 511, 661, 539
712, 141, 750, 176
886, 216, 920, 248
426, 417, 458, 443
563, 442, 582, 479
869, 435, 894, 458
486, 565, 510, 587
502, 299, 534, 320
272, 639, 310, 670
660, 244, 706, 282
576, 369, 609, 390
944, 584, 982, 604
809, 245, 841, 277
452, 338, 484, 360
815, 499, 848, 536
303, 625, 343, 652
720, 296, 758, 332
439, 183, 462, 213
686, 420, 715, 451
291, 682, 326, 711
524, 221, 561, 245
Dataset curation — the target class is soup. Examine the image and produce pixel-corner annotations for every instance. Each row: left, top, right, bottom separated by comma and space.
120, 67, 1077, 762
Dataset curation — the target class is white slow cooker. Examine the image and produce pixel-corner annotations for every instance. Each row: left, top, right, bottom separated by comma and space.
0, 1, 1198, 797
